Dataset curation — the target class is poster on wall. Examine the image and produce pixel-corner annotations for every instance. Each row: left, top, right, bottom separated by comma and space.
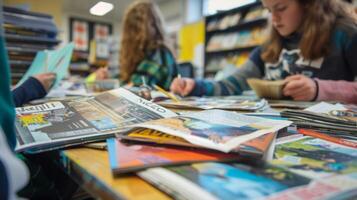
94, 24, 109, 40
72, 20, 89, 51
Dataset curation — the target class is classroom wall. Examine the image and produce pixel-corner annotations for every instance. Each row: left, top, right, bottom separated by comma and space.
60, 11, 121, 45
178, 20, 205, 78
158, 0, 185, 34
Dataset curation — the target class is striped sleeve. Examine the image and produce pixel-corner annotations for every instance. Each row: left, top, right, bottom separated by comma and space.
190, 59, 263, 96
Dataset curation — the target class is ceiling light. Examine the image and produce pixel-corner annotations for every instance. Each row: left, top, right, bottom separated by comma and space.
90, 1, 113, 16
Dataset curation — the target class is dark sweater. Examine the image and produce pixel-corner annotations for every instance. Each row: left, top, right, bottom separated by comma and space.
12, 77, 47, 107
191, 23, 357, 96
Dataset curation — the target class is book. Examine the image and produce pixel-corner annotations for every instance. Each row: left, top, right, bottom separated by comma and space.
247, 78, 286, 100
272, 136, 357, 179
16, 43, 74, 88
107, 138, 246, 175
5, 33, 60, 44
157, 96, 267, 111
138, 162, 311, 200
125, 109, 292, 153
118, 128, 277, 159
14, 88, 176, 153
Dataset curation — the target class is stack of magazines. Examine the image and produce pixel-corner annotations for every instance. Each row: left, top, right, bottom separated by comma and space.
3, 6, 60, 84
107, 108, 292, 175
281, 109, 357, 140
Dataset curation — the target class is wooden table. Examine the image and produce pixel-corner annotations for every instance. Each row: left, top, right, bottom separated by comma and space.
61, 147, 171, 200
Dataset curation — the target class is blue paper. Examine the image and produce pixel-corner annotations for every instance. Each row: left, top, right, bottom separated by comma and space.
16, 43, 74, 88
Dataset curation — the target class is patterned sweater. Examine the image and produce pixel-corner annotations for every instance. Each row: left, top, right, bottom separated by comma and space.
129, 46, 177, 90
190, 23, 357, 97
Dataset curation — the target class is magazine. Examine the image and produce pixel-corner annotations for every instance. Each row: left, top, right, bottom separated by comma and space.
138, 162, 311, 200
266, 173, 357, 200
126, 109, 291, 153
107, 138, 246, 175
14, 88, 176, 153
157, 96, 267, 111
280, 102, 357, 139
281, 110, 357, 139
272, 136, 357, 179
118, 128, 277, 159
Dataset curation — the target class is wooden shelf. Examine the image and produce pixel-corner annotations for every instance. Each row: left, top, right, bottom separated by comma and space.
206, 18, 267, 36
205, 1, 262, 20
204, 1, 266, 77
206, 45, 258, 55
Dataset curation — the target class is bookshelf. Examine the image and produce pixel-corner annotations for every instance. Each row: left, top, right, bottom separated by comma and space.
3, 6, 60, 85
204, 1, 268, 78
69, 17, 113, 77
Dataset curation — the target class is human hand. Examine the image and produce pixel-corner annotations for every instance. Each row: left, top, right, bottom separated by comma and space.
95, 67, 109, 80
33, 73, 56, 92
283, 75, 317, 101
170, 77, 195, 96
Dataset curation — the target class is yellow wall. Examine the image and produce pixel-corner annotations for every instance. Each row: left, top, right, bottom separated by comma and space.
178, 20, 205, 62
4, 0, 63, 28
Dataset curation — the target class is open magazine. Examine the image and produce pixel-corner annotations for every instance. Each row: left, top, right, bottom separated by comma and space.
138, 162, 357, 200
138, 162, 311, 200
157, 96, 267, 111
14, 88, 176, 153
271, 136, 357, 179
125, 109, 291, 153
118, 128, 277, 158
107, 138, 246, 175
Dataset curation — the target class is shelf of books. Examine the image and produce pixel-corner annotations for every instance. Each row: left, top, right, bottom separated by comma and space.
3, 6, 60, 85
204, 1, 268, 78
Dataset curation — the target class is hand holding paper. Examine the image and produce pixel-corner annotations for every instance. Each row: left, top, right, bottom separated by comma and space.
16, 43, 74, 89
33, 73, 56, 92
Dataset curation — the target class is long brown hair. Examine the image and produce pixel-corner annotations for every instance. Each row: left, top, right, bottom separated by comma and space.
119, 0, 166, 82
261, 0, 357, 63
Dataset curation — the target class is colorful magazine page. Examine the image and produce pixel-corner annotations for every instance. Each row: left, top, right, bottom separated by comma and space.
15, 88, 176, 153
157, 96, 267, 111
107, 138, 244, 175
272, 136, 357, 179
138, 162, 310, 200
16, 43, 74, 88
266, 173, 357, 200
118, 128, 277, 158
129, 109, 291, 153
119, 128, 194, 147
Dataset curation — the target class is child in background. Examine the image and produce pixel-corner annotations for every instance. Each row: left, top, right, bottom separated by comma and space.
93, 0, 178, 90
120, 0, 178, 89
171, 0, 357, 102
